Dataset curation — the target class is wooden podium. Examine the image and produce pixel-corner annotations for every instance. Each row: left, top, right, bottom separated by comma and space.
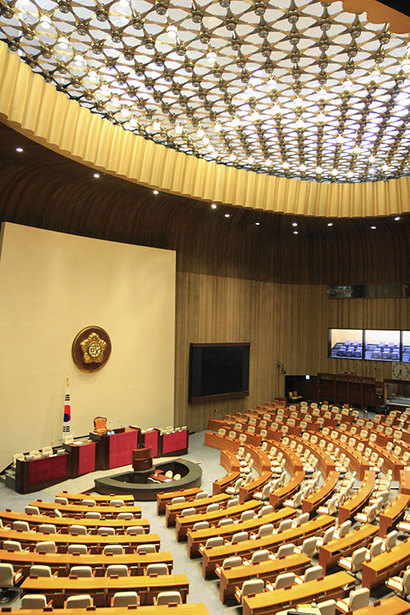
132, 447, 153, 471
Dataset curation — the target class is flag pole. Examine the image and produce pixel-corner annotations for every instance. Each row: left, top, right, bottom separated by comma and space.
62, 377, 71, 441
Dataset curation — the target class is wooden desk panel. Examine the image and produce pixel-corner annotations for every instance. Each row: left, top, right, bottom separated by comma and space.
187, 507, 296, 558
0, 528, 160, 553
21, 574, 189, 607
219, 552, 310, 602
400, 469, 410, 495
0, 548, 173, 576
379, 493, 410, 536
352, 596, 410, 615
242, 571, 355, 615
318, 524, 379, 571
56, 492, 135, 504
338, 470, 376, 523
3, 605, 208, 615
31, 500, 141, 518
201, 514, 334, 578
269, 470, 305, 509
302, 470, 339, 513
362, 536, 410, 590
157, 488, 202, 515
175, 499, 262, 542
166, 493, 230, 527
239, 471, 272, 505
0, 510, 149, 533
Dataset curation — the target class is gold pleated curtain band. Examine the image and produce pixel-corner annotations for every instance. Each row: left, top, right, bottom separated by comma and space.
0, 42, 409, 218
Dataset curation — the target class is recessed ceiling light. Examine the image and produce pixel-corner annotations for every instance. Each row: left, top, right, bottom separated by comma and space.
293, 230, 299, 235
370, 225, 376, 230
224, 213, 230, 218
292, 222, 298, 227
327, 222, 334, 227
394, 216, 400, 221
93, 172, 100, 178
211, 203, 217, 210
16, 147, 23, 153
255, 222, 260, 226
153, 190, 159, 195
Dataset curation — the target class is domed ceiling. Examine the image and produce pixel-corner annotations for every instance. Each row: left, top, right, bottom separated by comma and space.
0, 0, 409, 183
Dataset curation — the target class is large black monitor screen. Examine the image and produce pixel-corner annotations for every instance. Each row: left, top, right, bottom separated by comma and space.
189, 343, 250, 403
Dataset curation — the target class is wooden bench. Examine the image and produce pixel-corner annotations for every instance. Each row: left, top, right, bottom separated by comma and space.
201, 514, 334, 578
0, 528, 160, 553
362, 536, 410, 590
157, 487, 202, 515
218, 552, 310, 602
0, 547, 173, 576
0, 510, 150, 533
187, 506, 296, 558
242, 570, 355, 615
379, 493, 410, 536
21, 573, 189, 607
338, 470, 376, 523
318, 523, 379, 571
175, 499, 262, 542
30, 500, 141, 519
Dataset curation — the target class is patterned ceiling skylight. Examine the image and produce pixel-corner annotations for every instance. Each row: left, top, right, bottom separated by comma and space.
0, 0, 409, 182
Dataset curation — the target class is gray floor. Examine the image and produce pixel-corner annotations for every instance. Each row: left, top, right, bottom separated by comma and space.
0, 431, 241, 613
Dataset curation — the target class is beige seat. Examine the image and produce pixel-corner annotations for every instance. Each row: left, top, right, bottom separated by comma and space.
103, 544, 124, 555
155, 591, 182, 605
25, 505, 40, 515
251, 549, 270, 564
82, 499, 96, 507
20, 594, 48, 609
98, 526, 115, 535
117, 512, 133, 520
136, 544, 156, 554
85, 511, 101, 519
338, 546, 367, 574
336, 587, 370, 612
29, 565, 52, 578
106, 564, 128, 577
12, 520, 30, 532
0, 562, 23, 592
54, 496, 68, 505
67, 544, 87, 554
111, 591, 139, 607
235, 578, 265, 604
126, 525, 143, 535
295, 564, 323, 585
38, 523, 56, 534
70, 524, 87, 535
146, 563, 168, 576
3, 540, 22, 552
65, 594, 93, 609
269, 572, 295, 590
35, 541, 56, 554
386, 568, 410, 597
69, 565, 93, 578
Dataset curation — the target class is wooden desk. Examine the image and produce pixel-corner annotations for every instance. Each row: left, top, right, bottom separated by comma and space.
31, 500, 141, 518
338, 470, 376, 523
0, 548, 173, 576
352, 596, 410, 615
2, 605, 208, 615
21, 574, 189, 607
302, 470, 339, 513
166, 493, 230, 527
270, 470, 305, 509
187, 507, 296, 558
0, 528, 160, 553
90, 427, 139, 470
362, 536, 410, 589
379, 493, 410, 536
157, 488, 202, 515
219, 552, 310, 603
400, 469, 410, 495
63, 441, 96, 477
16, 454, 68, 494
0, 510, 150, 534
313, 433, 371, 480
239, 471, 272, 505
318, 523, 379, 571
56, 492, 135, 504
201, 514, 334, 578
242, 570, 355, 615
175, 499, 262, 542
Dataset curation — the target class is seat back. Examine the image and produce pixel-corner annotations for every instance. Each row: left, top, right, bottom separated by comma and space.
156, 591, 182, 605
38, 523, 57, 534
146, 563, 168, 576
12, 520, 30, 532
67, 543, 88, 554
277, 543, 295, 558
304, 565, 323, 582
222, 556, 242, 569
70, 524, 87, 536
21, 595, 47, 609
241, 578, 265, 598
348, 588, 370, 610
29, 565, 52, 578
93, 416, 108, 434
112, 592, 138, 607
35, 541, 56, 554
274, 572, 295, 589
106, 564, 128, 577
231, 531, 248, 544
251, 549, 270, 564
69, 566, 93, 578
3, 540, 22, 552
103, 544, 124, 555
66, 594, 93, 609
136, 544, 156, 554
0, 563, 14, 588
351, 547, 367, 572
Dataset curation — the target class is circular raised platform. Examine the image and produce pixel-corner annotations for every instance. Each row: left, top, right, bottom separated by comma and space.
94, 458, 202, 500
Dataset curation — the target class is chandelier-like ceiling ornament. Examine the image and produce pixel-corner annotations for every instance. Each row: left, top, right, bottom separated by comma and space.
0, 0, 409, 184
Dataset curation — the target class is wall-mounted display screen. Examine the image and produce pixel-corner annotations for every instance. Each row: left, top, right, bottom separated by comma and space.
328, 329, 363, 359
401, 331, 410, 363
189, 342, 250, 403
329, 328, 409, 363
364, 330, 400, 362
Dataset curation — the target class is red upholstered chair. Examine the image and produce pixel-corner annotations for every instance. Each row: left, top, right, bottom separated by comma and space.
94, 416, 108, 435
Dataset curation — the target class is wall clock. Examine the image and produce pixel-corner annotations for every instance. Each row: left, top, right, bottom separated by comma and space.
391, 362, 410, 381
